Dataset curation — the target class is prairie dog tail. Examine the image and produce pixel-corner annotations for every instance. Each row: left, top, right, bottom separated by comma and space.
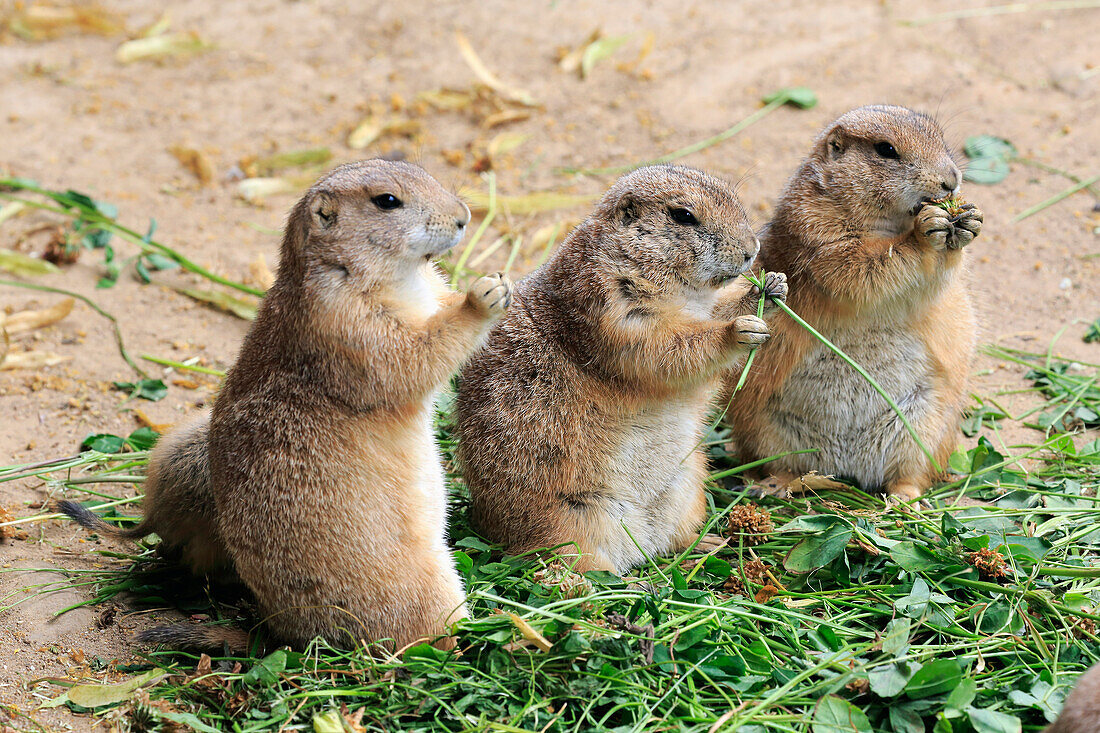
54, 500, 150, 540
137, 624, 252, 654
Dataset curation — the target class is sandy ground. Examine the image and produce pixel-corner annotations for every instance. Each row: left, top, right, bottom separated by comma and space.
0, 0, 1098, 729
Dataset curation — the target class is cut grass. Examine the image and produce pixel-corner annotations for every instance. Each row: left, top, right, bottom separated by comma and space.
4, 333, 1098, 732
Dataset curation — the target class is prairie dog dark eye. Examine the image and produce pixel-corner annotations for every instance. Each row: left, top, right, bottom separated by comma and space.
372, 193, 402, 210
669, 207, 698, 225
874, 142, 899, 159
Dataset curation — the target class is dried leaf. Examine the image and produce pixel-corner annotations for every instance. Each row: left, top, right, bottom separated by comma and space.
347, 116, 420, 150
461, 189, 595, 215
0, 248, 61, 277
252, 148, 332, 176
754, 584, 779, 604
168, 145, 215, 186
237, 177, 298, 204
558, 29, 602, 74
507, 612, 553, 652
177, 287, 258, 320
248, 253, 275, 291
139, 11, 171, 38
454, 31, 536, 107
116, 32, 210, 63
0, 201, 27, 225
789, 471, 848, 493
0, 350, 70, 370
8, 3, 124, 41
487, 132, 528, 160
581, 34, 631, 79
482, 109, 531, 129
133, 408, 171, 432
416, 88, 477, 111
3, 298, 73, 335
67, 669, 167, 708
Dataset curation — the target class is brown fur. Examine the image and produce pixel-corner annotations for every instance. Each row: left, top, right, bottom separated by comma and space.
55, 414, 230, 576
455, 165, 784, 574
1046, 663, 1100, 733
206, 160, 512, 651
720, 105, 982, 501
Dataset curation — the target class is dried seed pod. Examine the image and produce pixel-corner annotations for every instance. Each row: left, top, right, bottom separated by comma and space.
726, 504, 774, 546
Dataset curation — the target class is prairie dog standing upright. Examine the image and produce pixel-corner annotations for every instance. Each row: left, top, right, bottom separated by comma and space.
456, 165, 786, 574
207, 160, 511, 650
722, 105, 982, 501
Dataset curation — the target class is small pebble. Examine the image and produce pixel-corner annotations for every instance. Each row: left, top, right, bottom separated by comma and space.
1059, 277, 1072, 290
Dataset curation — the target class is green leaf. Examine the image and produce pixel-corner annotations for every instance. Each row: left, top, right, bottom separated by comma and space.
1085, 318, 1100, 344
964, 156, 1010, 184
177, 287, 258, 321
783, 518, 852, 572
882, 617, 911, 657
869, 661, 918, 698
890, 542, 942, 572
67, 669, 166, 708
964, 135, 1017, 161
0, 248, 60, 276
946, 678, 978, 716
580, 34, 631, 79
888, 707, 924, 733
905, 659, 962, 699
113, 379, 168, 402
311, 710, 344, 733
144, 253, 179, 271
126, 427, 160, 451
243, 650, 287, 687
966, 707, 1021, 733
764, 86, 818, 109
81, 433, 126, 453
811, 695, 872, 733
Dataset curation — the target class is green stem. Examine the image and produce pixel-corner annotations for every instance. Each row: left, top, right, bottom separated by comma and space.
1014, 174, 1100, 222
743, 274, 941, 473
0, 279, 148, 378
142, 354, 226, 377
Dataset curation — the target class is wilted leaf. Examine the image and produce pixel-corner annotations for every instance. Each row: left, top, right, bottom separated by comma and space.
252, 148, 332, 175
2, 298, 73, 335
347, 116, 420, 150
482, 109, 531, 128
753, 584, 778, 604
964, 135, 1017, 161
811, 695, 872, 732
789, 471, 847, 493
138, 11, 172, 39
0, 248, 60, 276
116, 32, 210, 63
461, 189, 595, 215
507, 612, 552, 651
783, 518, 852, 572
243, 649, 287, 686
0, 350, 69, 370
312, 710, 344, 733
168, 145, 215, 186
869, 661, 918, 698
237, 177, 298, 204
964, 156, 1010, 185
763, 87, 818, 109
559, 29, 601, 74
177, 287, 258, 320
454, 30, 536, 106
0, 201, 26, 225
67, 669, 167, 708
8, 4, 124, 41
580, 34, 631, 78
81, 433, 126, 453
487, 132, 528, 160
113, 378, 168, 401
881, 617, 911, 657
416, 88, 477, 111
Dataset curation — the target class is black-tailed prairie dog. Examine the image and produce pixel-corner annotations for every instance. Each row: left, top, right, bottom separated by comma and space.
455, 164, 786, 575
721, 105, 982, 502
1046, 663, 1100, 732
65, 160, 512, 651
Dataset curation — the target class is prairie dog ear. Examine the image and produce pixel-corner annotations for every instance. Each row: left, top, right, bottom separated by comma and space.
823, 125, 848, 161
310, 191, 337, 230
617, 193, 640, 226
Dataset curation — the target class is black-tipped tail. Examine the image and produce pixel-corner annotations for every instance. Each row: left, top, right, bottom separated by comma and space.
54, 499, 146, 539
137, 624, 251, 654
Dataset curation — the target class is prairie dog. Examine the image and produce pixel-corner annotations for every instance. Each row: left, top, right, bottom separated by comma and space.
721, 105, 982, 501
207, 160, 510, 651
456, 165, 786, 575
57, 414, 228, 576
1047, 663, 1100, 732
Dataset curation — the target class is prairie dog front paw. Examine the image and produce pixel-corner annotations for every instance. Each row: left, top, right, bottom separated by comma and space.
467, 272, 513, 317
916, 203, 983, 251
951, 205, 983, 249
751, 272, 788, 313
733, 315, 770, 346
